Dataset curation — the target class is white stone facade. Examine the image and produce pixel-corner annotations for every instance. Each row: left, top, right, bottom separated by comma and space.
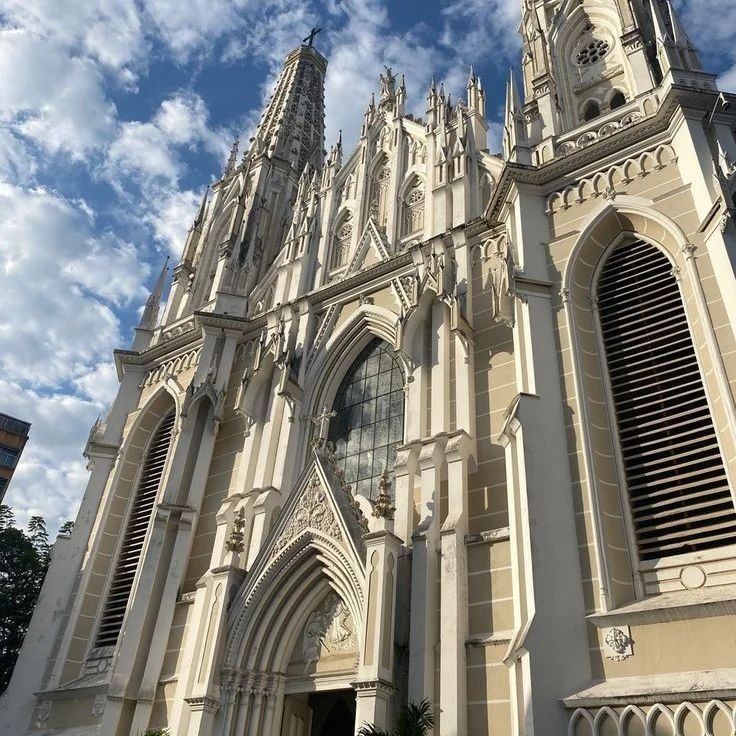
3, 2, 736, 734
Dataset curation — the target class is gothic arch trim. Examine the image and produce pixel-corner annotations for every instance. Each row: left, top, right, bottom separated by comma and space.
224, 459, 366, 674
302, 304, 401, 423
83, 388, 178, 659
563, 196, 687, 293
397, 170, 425, 201
119, 382, 180, 461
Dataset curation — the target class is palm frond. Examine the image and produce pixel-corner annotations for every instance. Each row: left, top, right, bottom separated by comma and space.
395, 699, 434, 736
357, 725, 391, 736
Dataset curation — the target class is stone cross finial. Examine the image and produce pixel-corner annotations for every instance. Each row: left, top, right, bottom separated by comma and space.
311, 405, 337, 441
303, 27, 322, 47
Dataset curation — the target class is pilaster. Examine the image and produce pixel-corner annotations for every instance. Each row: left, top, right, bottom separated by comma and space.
355, 527, 402, 731
439, 431, 472, 736
408, 436, 446, 705
497, 282, 592, 733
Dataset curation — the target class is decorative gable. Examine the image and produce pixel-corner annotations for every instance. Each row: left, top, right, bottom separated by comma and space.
343, 218, 391, 278
259, 449, 369, 568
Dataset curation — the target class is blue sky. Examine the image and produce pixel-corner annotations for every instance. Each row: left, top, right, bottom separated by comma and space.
1, 0, 735, 534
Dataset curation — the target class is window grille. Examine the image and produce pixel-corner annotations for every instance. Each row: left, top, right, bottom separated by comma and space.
94, 411, 175, 647
0, 446, 19, 468
328, 339, 405, 501
597, 240, 735, 562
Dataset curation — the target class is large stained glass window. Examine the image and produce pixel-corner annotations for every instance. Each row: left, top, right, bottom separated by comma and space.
328, 338, 405, 501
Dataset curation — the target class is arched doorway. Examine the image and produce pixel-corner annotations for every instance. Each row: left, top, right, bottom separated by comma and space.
309, 690, 356, 735
281, 591, 359, 735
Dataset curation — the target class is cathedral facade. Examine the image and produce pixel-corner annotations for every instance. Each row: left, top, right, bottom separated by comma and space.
3, 1, 736, 734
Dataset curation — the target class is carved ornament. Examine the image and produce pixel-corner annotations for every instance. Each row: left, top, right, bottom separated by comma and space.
602, 626, 634, 661
302, 592, 356, 663
272, 474, 342, 557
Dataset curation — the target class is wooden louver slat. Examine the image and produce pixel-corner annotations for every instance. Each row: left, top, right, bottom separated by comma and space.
597, 240, 735, 562
94, 412, 175, 647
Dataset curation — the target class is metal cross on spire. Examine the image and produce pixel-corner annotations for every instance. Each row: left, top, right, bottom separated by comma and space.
303, 26, 322, 47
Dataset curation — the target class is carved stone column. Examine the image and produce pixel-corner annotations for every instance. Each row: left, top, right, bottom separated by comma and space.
439, 431, 472, 736
354, 524, 402, 732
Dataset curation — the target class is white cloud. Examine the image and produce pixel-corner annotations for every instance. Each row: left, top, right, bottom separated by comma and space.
0, 182, 148, 388
106, 91, 228, 187
73, 361, 120, 405
147, 188, 202, 255
108, 121, 182, 184
0, 128, 38, 182
441, 0, 521, 63
154, 92, 226, 157
1, 0, 146, 73
0, 379, 101, 534
0, 29, 117, 157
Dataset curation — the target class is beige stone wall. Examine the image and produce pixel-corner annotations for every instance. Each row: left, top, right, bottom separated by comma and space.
546, 141, 736, 682
460, 260, 518, 733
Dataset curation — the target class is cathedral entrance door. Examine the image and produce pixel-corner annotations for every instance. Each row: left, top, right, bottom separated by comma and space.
280, 690, 356, 736
308, 689, 356, 736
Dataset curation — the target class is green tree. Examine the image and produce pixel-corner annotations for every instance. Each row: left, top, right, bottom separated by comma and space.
27, 515, 51, 567
0, 505, 14, 531
0, 505, 51, 693
357, 699, 434, 736
59, 520, 75, 536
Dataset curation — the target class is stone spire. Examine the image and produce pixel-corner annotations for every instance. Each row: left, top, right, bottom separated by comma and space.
139, 258, 169, 331
224, 137, 239, 176
503, 68, 529, 163
244, 41, 327, 172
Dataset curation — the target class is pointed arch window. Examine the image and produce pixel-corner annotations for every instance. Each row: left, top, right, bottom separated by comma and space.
331, 213, 352, 270
401, 179, 425, 237
583, 101, 601, 122
597, 240, 735, 562
610, 90, 627, 110
369, 163, 391, 229
328, 339, 405, 501
95, 411, 176, 647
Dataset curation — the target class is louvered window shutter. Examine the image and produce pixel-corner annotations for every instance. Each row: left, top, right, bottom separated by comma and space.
95, 412, 176, 647
597, 240, 735, 562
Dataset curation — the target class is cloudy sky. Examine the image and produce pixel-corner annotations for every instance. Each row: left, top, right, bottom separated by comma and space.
1, 0, 735, 535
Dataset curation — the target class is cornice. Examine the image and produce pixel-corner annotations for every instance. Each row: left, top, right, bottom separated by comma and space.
114, 329, 203, 371
485, 86, 721, 225
195, 310, 265, 334
306, 250, 414, 306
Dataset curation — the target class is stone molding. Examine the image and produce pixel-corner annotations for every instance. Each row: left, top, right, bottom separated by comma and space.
567, 700, 736, 736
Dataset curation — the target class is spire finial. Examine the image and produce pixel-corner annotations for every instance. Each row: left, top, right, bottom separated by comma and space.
224, 137, 239, 175
139, 257, 170, 331
303, 26, 322, 47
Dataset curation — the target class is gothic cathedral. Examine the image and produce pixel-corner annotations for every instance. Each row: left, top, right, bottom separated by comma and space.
4, 1, 736, 734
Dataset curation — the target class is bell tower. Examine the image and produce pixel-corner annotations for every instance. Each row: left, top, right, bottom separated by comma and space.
161, 37, 327, 327
513, 0, 714, 162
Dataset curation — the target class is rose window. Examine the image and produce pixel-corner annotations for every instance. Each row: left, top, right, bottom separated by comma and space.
576, 39, 610, 66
